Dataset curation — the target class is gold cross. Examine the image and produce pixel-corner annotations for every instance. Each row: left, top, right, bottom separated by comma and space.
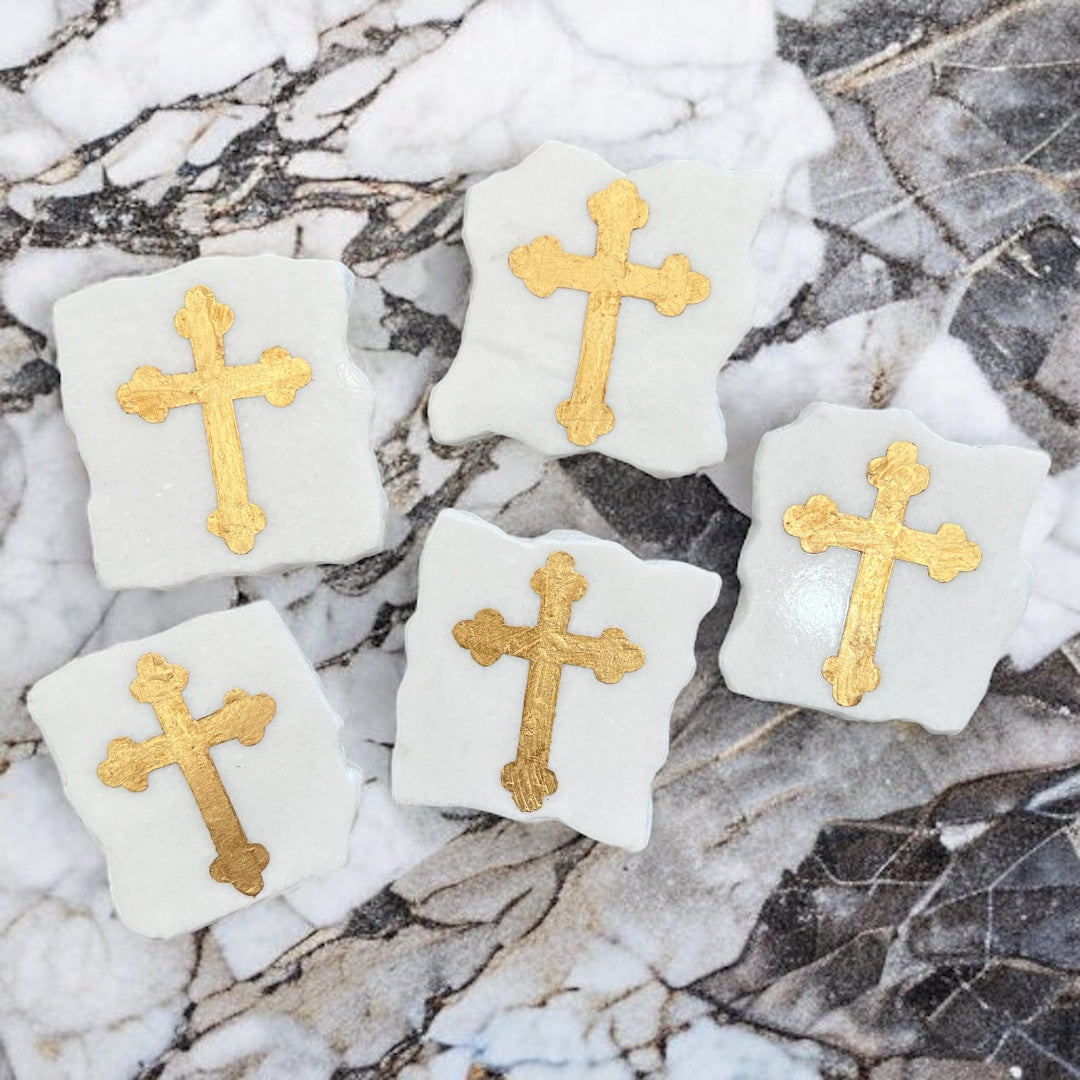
453, 551, 645, 813
783, 441, 982, 707
509, 178, 710, 447
117, 285, 312, 554
98, 652, 275, 896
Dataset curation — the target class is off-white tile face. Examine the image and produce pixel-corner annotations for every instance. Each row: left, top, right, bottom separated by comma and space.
720, 404, 1049, 733
55, 254, 386, 589
427, 141, 770, 479
392, 510, 720, 850
26, 602, 361, 938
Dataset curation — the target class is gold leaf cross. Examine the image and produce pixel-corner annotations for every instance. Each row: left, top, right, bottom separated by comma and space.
509, 178, 710, 447
453, 551, 645, 813
783, 441, 982, 707
117, 285, 312, 554
98, 652, 275, 896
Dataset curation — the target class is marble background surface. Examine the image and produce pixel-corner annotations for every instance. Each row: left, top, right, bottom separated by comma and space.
0, 1, 1078, 1077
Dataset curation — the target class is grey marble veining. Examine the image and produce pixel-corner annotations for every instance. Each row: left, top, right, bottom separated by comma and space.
0, 1, 1078, 1077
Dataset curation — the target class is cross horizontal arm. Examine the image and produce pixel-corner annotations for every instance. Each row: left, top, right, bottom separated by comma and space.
894, 522, 981, 581
219, 347, 312, 406
621, 256, 710, 315
117, 348, 311, 425
453, 610, 540, 666
198, 689, 276, 748
783, 496, 880, 554
558, 628, 645, 682
509, 238, 603, 298
98, 733, 176, 791
784, 495, 982, 580
117, 366, 205, 423
509, 241, 709, 318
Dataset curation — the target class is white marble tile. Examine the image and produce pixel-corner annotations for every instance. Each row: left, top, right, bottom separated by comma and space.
27, 601, 361, 937
393, 509, 719, 849
55, 254, 386, 588
705, 302, 1080, 670
429, 141, 770, 477
720, 403, 1049, 732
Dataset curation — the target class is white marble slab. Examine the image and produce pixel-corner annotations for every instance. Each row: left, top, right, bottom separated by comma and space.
393, 509, 720, 849
54, 254, 386, 589
720, 404, 1049, 732
27, 601, 361, 938
428, 141, 770, 478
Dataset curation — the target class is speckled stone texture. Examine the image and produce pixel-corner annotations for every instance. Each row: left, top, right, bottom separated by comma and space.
0, 2, 1078, 1078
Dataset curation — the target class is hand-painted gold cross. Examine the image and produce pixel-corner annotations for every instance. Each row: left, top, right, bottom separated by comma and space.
509, 178, 710, 447
117, 285, 312, 554
783, 441, 982, 707
98, 652, 275, 896
453, 551, 645, 812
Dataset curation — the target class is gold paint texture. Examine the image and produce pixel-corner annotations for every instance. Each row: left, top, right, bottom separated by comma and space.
117, 285, 312, 554
453, 551, 645, 813
784, 441, 982, 707
509, 178, 710, 447
98, 652, 275, 896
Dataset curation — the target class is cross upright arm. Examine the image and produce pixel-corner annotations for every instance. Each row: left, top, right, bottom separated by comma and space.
531, 551, 588, 624
98, 732, 176, 792
590, 178, 649, 252
559, 628, 644, 682
117, 366, 205, 423
174, 284, 233, 355
453, 609, 538, 666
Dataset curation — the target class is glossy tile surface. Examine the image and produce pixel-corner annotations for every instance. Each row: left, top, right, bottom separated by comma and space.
721, 404, 1048, 731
